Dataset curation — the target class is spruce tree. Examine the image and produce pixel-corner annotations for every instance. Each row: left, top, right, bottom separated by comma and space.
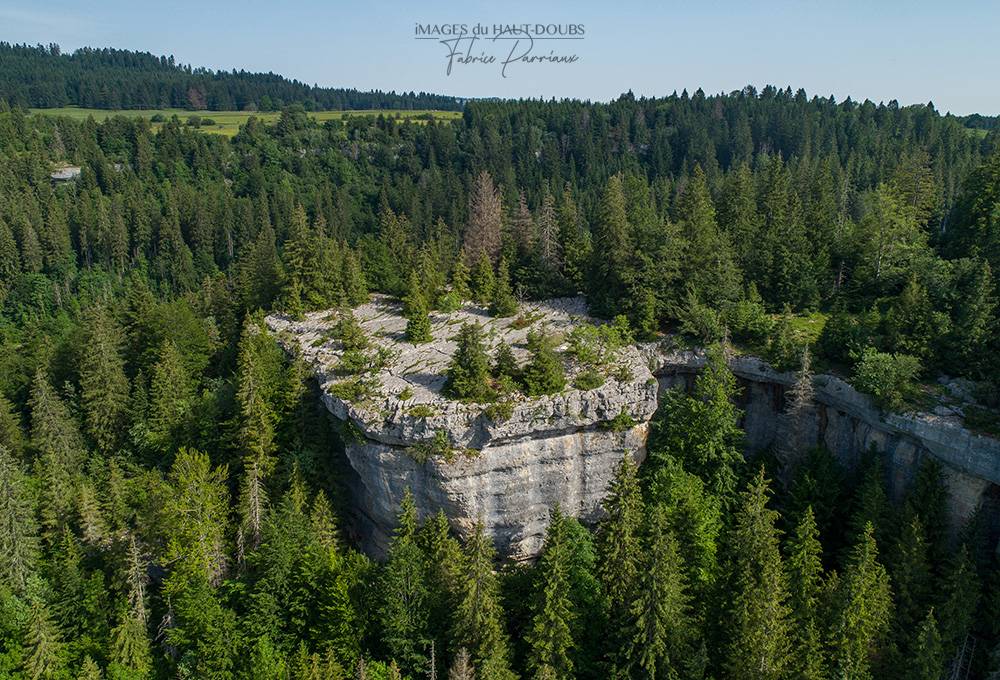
626, 506, 692, 680
526, 507, 576, 680
404, 269, 433, 344
0, 445, 38, 595
452, 522, 514, 680
464, 171, 503, 265
29, 369, 85, 533
907, 609, 944, 680
451, 258, 471, 301
722, 470, 792, 680
596, 455, 643, 627
445, 323, 493, 402
79, 305, 130, 453
0, 394, 26, 461
341, 248, 368, 306
379, 491, 431, 676
590, 174, 632, 317
471, 252, 495, 306
785, 506, 826, 680
521, 331, 566, 397
829, 523, 892, 680
489, 258, 518, 318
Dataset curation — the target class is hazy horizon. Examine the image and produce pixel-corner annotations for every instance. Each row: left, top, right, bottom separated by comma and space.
1, 0, 998, 116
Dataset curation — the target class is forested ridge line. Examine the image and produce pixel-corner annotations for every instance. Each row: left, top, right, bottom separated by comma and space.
0, 83, 998, 678
0, 43, 464, 112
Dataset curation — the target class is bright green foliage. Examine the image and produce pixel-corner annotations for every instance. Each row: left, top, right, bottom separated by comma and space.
445, 323, 494, 402
829, 523, 892, 680
471, 252, 495, 306
29, 369, 85, 533
146, 339, 195, 456
492, 341, 519, 382
379, 491, 431, 676
521, 331, 566, 397
416, 510, 462, 667
24, 600, 66, 680
852, 347, 921, 411
452, 522, 514, 680
0, 395, 26, 459
648, 344, 744, 503
625, 506, 692, 680
722, 470, 792, 680
0, 446, 38, 595
490, 259, 518, 318
883, 277, 948, 361
341, 248, 369, 307
675, 165, 741, 306
451, 258, 471, 301
646, 455, 722, 606
590, 174, 633, 317
785, 507, 826, 680
404, 269, 433, 344
596, 456, 643, 619
936, 545, 979, 652
79, 305, 130, 452
907, 609, 944, 680
526, 507, 575, 680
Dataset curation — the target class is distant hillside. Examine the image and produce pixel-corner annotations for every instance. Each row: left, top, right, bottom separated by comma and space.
0, 43, 463, 112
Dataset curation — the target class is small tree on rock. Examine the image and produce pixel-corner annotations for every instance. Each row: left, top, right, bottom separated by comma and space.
522, 331, 566, 397
404, 270, 433, 344
490, 259, 518, 318
446, 324, 494, 402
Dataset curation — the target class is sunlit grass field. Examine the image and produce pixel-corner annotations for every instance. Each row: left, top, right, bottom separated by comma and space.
29, 106, 463, 136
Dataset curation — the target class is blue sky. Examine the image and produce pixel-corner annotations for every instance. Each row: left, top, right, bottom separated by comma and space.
1, 0, 997, 115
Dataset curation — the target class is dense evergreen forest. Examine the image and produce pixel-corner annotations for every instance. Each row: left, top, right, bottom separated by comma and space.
0, 84, 999, 679
0, 44, 463, 112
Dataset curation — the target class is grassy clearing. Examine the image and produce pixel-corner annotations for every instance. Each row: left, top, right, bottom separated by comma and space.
29, 106, 462, 136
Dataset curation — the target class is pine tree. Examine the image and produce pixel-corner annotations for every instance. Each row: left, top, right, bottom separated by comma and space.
626, 506, 691, 680
341, 248, 369, 306
785, 507, 826, 680
936, 544, 979, 653
829, 523, 892, 680
491, 341, 518, 382
417, 510, 462, 668
489, 259, 517, 318
526, 507, 575, 680
404, 269, 434, 344
452, 522, 514, 680
282, 203, 313, 316
79, 305, 130, 453
471, 252, 495, 307
722, 470, 792, 680
449, 648, 475, 680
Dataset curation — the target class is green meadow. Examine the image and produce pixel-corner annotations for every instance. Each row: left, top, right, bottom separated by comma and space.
29, 106, 462, 136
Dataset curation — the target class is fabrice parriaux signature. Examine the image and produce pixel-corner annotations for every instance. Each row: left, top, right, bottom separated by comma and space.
414, 23, 584, 77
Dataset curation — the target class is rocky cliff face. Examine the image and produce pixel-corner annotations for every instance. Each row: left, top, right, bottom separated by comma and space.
267, 297, 656, 560
649, 348, 1000, 543
268, 298, 1000, 561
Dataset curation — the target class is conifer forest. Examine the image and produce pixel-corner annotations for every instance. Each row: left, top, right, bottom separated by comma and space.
0, 41, 999, 680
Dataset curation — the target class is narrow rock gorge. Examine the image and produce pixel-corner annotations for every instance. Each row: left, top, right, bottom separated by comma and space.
269, 299, 1000, 560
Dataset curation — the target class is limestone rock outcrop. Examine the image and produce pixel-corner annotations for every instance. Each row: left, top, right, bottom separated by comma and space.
649, 347, 1000, 538
268, 297, 1000, 560
267, 297, 656, 560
